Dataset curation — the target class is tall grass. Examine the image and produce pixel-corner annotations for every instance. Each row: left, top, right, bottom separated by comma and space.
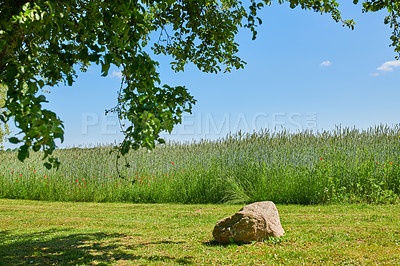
0, 124, 399, 204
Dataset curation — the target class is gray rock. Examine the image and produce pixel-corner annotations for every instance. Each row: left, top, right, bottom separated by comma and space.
213, 201, 284, 244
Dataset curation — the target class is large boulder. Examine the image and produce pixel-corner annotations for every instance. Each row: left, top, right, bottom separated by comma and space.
213, 201, 284, 244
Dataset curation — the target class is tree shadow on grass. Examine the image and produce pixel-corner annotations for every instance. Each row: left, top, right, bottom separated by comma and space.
203, 240, 222, 246
203, 240, 246, 247
0, 230, 11, 237
129, 240, 186, 247
0, 229, 192, 265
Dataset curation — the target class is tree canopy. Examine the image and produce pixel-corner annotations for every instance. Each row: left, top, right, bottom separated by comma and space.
0, 0, 399, 168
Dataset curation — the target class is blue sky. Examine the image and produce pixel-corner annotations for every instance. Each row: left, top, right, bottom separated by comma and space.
7, 1, 400, 148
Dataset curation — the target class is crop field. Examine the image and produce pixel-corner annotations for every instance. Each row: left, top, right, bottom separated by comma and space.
0, 125, 399, 204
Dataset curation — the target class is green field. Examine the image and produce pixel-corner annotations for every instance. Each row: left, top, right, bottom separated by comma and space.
0, 199, 399, 265
1, 126, 399, 264
1, 125, 399, 204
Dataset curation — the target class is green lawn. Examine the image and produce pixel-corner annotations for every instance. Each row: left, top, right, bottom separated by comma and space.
0, 199, 399, 265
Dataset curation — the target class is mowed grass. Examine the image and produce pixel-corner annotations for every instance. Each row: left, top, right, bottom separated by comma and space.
0, 199, 399, 265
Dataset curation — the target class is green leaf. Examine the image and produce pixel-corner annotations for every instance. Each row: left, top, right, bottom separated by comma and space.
22, 2, 30, 12
54, 132, 64, 143
5, 64, 18, 82
101, 61, 110, 77
67, 75, 73, 86
37, 95, 47, 103
32, 143, 41, 152
0, 114, 7, 123
17, 145, 29, 162
38, 80, 45, 88
44, 162, 52, 169
8, 137, 20, 144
